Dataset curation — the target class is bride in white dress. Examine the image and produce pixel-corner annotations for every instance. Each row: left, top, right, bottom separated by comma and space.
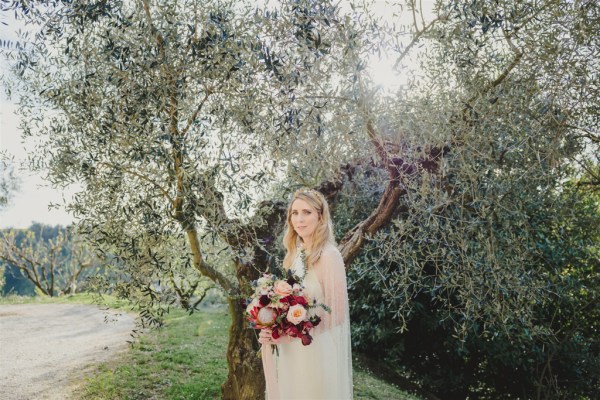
259, 188, 353, 400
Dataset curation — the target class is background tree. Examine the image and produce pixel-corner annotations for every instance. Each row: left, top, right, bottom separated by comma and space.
0, 224, 102, 296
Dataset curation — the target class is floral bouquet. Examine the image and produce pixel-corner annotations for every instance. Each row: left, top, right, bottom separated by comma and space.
245, 271, 328, 349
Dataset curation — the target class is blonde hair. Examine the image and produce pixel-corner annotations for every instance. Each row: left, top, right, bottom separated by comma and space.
282, 188, 335, 270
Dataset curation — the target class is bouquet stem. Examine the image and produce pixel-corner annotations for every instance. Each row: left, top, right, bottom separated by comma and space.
258, 344, 279, 358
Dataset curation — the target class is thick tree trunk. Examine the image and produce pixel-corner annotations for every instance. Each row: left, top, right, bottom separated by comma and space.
220, 252, 271, 400
221, 298, 265, 400
181, 226, 263, 398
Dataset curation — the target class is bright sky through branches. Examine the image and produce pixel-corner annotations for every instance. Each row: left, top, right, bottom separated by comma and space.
0, 0, 435, 228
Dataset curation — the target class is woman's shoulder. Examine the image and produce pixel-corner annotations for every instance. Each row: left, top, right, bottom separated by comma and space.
317, 243, 344, 266
322, 242, 341, 256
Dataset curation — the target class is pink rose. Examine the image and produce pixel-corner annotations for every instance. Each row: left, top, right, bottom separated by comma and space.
286, 304, 307, 325
273, 280, 293, 297
257, 307, 277, 326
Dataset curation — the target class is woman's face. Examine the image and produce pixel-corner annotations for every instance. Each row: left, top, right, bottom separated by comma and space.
290, 198, 320, 242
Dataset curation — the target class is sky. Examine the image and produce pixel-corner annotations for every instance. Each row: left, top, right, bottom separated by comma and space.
0, 0, 434, 229
0, 11, 76, 229
0, 90, 77, 228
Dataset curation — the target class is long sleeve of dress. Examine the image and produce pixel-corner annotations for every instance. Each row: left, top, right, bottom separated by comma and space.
311, 244, 354, 398
313, 245, 350, 332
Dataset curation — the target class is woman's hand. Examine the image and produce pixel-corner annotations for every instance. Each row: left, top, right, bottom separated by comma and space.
258, 329, 274, 344
258, 328, 290, 345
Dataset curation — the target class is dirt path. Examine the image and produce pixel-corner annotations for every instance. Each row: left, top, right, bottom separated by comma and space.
0, 303, 136, 400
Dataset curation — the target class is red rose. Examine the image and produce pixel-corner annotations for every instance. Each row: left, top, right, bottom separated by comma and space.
259, 295, 270, 306
287, 325, 300, 337
301, 334, 313, 346
294, 296, 308, 306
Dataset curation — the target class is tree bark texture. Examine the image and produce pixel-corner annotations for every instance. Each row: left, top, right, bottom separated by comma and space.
221, 255, 269, 400
221, 297, 265, 400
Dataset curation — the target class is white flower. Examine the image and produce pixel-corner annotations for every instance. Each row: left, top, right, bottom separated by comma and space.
286, 304, 308, 324
257, 276, 270, 286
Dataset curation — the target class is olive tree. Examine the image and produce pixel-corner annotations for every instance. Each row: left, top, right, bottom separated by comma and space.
341, 0, 600, 398
0, 0, 378, 397
87, 224, 219, 320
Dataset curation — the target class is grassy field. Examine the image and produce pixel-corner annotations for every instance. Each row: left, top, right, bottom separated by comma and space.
1, 294, 421, 400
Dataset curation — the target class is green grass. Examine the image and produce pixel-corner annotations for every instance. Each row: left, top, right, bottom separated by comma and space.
77, 307, 229, 400
1, 294, 422, 399
77, 307, 420, 400
353, 367, 421, 400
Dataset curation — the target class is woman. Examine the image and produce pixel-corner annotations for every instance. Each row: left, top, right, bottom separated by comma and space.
259, 188, 353, 399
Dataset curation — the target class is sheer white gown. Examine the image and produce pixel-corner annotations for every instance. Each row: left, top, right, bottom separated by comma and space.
262, 243, 353, 400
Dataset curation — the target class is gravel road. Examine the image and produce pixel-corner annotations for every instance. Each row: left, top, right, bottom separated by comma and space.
0, 303, 136, 400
